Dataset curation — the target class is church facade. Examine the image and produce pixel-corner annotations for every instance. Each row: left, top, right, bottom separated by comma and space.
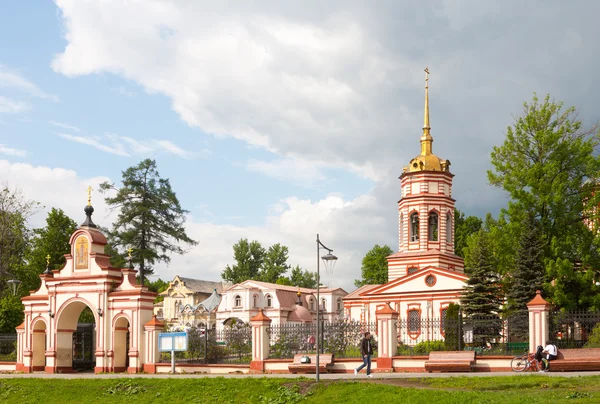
344, 69, 468, 344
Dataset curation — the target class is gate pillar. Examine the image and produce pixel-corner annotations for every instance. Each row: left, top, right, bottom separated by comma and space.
527, 290, 551, 354
250, 309, 271, 374
376, 303, 399, 372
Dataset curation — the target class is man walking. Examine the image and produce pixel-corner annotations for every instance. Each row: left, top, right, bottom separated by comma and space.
354, 331, 373, 377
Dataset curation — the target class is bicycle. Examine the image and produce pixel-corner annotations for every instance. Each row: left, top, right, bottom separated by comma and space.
511, 352, 543, 372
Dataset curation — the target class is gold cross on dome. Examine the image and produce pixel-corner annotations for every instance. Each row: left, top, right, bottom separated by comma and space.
46, 254, 51, 266
86, 186, 93, 206
128, 248, 133, 259
424, 67, 429, 87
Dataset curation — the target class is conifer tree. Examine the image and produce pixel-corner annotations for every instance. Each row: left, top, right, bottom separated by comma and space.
100, 159, 197, 286
461, 229, 503, 345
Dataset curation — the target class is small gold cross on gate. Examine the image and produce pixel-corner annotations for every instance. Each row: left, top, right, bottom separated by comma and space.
87, 186, 93, 206
46, 254, 51, 266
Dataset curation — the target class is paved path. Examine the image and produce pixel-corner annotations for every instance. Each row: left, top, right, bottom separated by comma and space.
2, 371, 600, 379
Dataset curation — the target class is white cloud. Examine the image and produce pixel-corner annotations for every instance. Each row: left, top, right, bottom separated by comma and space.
246, 157, 327, 186
57, 133, 131, 157
57, 131, 199, 159
0, 144, 27, 157
49, 120, 81, 132
0, 65, 59, 102
0, 159, 389, 292
0, 96, 29, 113
111, 86, 135, 97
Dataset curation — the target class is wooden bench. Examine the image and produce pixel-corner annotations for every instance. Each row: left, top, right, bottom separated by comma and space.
288, 354, 335, 374
424, 351, 476, 372
549, 348, 600, 371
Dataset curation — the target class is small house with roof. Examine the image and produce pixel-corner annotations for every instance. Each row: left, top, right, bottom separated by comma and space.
216, 279, 348, 330
155, 276, 223, 329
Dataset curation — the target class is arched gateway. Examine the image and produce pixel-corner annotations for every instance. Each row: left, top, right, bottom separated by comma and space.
16, 200, 157, 373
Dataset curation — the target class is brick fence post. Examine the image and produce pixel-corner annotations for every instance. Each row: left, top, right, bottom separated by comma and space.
142, 315, 164, 374
376, 303, 399, 372
527, 290, 551, 354
250, 309, 272, 374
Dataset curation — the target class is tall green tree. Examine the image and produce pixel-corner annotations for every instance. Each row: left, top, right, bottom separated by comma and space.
278, 265, 318, 288
0, 294, 24, 333
0, 186, 40, 295
488, 94, 600, 309
354, 244, 393, 287
259, 243, 290, 283
454, 208, 483, 258
221, 239, 266, 284
100, 159, 197, 286
461, 229, 503, 345
505, 213, 545, 314
19, 208, 77, 293
461, 229, 503, 316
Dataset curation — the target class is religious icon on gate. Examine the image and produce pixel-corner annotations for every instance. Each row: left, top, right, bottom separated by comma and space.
75, 235, 89, 269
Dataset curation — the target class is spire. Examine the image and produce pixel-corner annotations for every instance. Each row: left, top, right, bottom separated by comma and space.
296, 288, 303, 306
420, 67, 433, 156
80, 185, 97, 228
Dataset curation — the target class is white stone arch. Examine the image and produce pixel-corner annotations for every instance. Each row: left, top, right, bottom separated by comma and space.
54, 297, 98, 372
112, 314, 131, 372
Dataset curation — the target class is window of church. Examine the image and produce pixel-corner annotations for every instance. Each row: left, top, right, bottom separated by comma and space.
441, 308, 448, 333
428, 211, 439, 241
408, 310, 420, 333
337, 298, 342, 312
410, 212, 419, 242
253, 294, 258, 308
310, 298, 315, 311
321, 298, 326, 311
234, 295, 242, 308
446, 212, 452, 243
407, 267, 418, 275
425, 275, 436, 287
266, 294, 273, 307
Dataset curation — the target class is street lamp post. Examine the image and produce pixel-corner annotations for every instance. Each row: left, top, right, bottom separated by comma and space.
316, 233, 338, 382
7, 279, 21, 296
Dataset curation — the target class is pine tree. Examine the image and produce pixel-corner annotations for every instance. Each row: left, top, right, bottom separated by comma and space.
461, 229, 503, 345
506, 213, 545, 314
100, 159, 197, 286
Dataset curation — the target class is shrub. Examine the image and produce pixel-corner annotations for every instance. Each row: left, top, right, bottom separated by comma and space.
585, 324, 600, 348
413, 340, 446, 355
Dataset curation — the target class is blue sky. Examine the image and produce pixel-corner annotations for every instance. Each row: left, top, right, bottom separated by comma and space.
2, 1, 600, 291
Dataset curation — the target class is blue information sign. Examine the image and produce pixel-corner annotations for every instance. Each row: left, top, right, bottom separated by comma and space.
158, 332, 188, 352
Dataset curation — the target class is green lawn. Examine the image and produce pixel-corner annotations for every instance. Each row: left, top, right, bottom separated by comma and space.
1, 375, 600, 403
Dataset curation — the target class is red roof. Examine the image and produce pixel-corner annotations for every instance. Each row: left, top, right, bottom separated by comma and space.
144, 315, 164, 328
250, 309, 272, 322
527, 290, 550, 307
376, 303, 398, 315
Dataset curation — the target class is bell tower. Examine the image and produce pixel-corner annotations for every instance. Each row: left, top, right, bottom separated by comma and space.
387, 68, 464, 282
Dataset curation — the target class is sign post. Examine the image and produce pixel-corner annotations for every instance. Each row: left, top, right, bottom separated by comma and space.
158, 332, 188, 374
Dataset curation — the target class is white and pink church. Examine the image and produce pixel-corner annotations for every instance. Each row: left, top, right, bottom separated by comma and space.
344, 69, 468, 342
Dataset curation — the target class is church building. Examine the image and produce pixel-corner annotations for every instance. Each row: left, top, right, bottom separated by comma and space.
344, 68, 468, 344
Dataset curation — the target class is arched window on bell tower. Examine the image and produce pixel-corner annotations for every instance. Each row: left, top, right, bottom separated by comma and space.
446, 212, 452, 244
410, 212, 419, 242
428, 211, 439, 241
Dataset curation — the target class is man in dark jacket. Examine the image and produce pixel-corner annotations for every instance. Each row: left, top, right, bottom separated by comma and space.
354, 331, 373, 377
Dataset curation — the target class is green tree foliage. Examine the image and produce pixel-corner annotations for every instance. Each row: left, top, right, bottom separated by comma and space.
0, 294, 24, 332
222, 239, 266, 284
461, 229, 503, 316
279, 265, 318, 288
443, 303, 462, 351
354, 244, 393, 287
260, 243, 290, 283
147, 278, 169, 302
506, 213, 545, 314
454, 208, 482, 258
19, 208, 77, 294
0, 186, 40, 295
488, 94, 600, 309
100, 159, 197, 286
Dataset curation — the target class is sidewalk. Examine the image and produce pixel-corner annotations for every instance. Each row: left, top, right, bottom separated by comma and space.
2, 371, 600, 379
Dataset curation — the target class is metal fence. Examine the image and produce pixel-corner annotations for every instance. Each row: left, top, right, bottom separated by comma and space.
159, 325, 252, 365
550, 310, 600, 349
396, 312, 529, 356
268, 320, 377, 359
0, 334, 17, 361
